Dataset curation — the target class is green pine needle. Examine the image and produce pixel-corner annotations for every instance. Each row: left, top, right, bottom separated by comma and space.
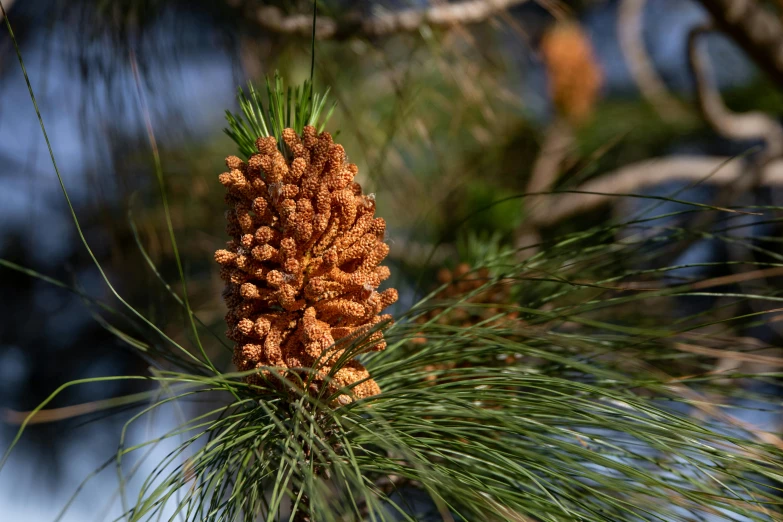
224, 71, 336, 159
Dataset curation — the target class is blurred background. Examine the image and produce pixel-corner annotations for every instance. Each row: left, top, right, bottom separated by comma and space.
1, 0, 783, 519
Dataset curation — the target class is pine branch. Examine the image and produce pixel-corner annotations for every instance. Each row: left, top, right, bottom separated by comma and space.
254, 0, 530, 39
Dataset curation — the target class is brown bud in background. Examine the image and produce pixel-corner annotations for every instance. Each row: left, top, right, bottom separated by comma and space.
540, 22, 603, 125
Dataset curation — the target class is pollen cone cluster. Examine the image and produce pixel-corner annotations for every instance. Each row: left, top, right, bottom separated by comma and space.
215, 126, 398, 400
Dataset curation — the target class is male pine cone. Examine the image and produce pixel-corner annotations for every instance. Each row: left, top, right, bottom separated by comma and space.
215, 126, 397, 401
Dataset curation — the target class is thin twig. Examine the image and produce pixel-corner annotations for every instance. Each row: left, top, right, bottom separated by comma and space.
255, 0, 529, 39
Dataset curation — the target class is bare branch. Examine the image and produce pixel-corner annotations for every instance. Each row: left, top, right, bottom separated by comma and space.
516, 119, 572, 255
526, 119, 573, 205
618, 0, 687, 121
255, 0, 529, 39
687, 24, 783, 158
529, 156, 783, 226
693, 0, 783, 91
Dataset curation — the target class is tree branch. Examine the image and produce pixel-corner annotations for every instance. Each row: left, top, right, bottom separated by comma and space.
693, 0, 783, 91
255, 0, 529, 39
529, 156, 783, 227
687, 24, 783, 159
